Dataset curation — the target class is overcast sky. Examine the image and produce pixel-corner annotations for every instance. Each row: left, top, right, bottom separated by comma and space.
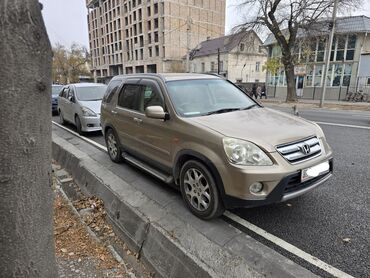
41, 0, 370, 49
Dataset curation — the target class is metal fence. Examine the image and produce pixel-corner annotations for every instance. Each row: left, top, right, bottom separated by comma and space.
265, 84, 370, 102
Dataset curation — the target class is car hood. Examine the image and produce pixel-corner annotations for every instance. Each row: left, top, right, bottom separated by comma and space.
79, 100, 102, 114
189, 107, 319, 152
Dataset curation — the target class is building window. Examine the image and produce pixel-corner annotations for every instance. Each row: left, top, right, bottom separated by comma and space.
211, 62, 215, 72
346, 35, 356, 61
316, 38, 326, 62
255, 62, 260, 72
148, 33, 152, 43
219, 61, 223, 72
342, 64, 352, 86
314, 65, 324, 86
336, 36, 346, 61
332, 64, 343, 86
305, 65, 314, 86
201, 62, 205, 72
239, 43, 245, 52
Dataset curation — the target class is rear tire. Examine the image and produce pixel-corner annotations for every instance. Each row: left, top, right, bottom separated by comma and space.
75, 115, 83, 135
105, 129, 122, 163
179, 160, 224, 220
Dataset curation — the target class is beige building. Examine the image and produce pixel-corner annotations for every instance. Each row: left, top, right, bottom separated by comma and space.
189, 31, 267, 83
86, 0, 226, 81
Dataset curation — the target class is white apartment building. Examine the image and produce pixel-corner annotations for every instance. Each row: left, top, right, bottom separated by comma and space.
86, 0, 226, 82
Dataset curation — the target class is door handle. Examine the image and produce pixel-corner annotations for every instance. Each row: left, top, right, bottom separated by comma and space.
133, 117, 143, 124
111, 110, 117, 115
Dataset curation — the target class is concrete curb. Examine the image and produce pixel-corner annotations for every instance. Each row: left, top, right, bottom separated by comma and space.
52, 129, 318, 278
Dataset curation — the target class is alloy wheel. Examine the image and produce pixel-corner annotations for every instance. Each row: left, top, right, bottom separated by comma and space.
183, 168, 211, 212
107, 133, 118, 159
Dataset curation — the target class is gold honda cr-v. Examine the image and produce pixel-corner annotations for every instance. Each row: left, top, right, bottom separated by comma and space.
101, 73, 333, 219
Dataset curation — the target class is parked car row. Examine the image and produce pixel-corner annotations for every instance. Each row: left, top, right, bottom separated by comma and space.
57, 74, 333, 220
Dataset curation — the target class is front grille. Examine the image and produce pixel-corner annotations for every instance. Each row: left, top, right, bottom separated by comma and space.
276, 136, 322, 164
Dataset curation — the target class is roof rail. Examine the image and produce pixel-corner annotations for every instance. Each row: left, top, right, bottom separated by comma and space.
202, 73, 226, 79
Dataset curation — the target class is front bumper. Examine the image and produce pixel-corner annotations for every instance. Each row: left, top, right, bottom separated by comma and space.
223, 159, 333, 209
80, 115, 102, 132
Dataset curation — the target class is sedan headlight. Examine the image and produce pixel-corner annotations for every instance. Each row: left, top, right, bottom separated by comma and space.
81, 107, 97, 117
223, 138, 273, 166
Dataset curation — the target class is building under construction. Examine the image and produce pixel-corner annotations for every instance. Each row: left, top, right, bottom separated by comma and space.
86, 0, 226, 81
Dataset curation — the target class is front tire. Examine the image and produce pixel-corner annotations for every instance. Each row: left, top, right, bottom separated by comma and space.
75, 115, 83, 135
179, 160, 224, 220
59, 110, 65, 125
105, 129, 122, 163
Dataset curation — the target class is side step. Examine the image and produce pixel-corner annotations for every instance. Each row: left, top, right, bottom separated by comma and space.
122, 153, 174, 184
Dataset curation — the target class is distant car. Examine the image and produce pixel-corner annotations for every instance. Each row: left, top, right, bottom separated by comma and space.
101, 73, 333, 220
52, 84, 63, 114
58, 83, 107, 134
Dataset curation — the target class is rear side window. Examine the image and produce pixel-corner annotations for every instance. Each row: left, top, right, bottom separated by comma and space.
117, 84, 142, 111
117, 83, 164, 113
103, 80, 121, 104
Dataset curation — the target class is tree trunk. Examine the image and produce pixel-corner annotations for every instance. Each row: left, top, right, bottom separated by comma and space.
284, 63, 297, 102
0, 1, 57, 277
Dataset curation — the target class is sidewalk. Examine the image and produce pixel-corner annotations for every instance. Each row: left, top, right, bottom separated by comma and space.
259, 98, 370, 111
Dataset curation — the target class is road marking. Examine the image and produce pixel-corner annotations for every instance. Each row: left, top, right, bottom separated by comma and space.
224, 211, 353, 278
52, 121, 107, 152
53, 121, 354, 277
315, 121, 370, 130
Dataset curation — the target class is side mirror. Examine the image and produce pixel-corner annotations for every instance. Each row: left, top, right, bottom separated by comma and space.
68, 96, 75, 103
145, 106, 166, 120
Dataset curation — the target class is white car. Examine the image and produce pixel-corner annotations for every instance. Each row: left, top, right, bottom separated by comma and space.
58, 83, 107, 134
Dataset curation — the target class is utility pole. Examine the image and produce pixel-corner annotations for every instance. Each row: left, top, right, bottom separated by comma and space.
217, 48, 220, 75
186, 17, 192, 73
320, 0, 338, 107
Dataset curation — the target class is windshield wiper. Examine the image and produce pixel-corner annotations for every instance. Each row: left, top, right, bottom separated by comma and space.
205, 108, 242, 116
85, 98, 102, 101
239, 104, 258, 110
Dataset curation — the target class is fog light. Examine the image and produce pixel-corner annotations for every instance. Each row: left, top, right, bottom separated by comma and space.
250, 182, 263, 194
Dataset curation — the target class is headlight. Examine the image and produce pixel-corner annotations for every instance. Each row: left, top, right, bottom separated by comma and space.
81, 107, 97, 117
223, 138, 273, 166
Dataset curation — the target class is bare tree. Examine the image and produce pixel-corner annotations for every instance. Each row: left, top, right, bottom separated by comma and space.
235, 0, 361, 102
0, 0, 57, 276
52, 43, 91, 84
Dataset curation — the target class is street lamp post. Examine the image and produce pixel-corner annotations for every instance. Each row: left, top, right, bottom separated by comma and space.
320, 0, 338, 107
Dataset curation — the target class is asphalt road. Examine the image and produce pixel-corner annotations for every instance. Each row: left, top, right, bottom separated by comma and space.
52, 107, 370, 277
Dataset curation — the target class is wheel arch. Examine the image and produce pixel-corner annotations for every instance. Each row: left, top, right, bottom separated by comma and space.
104, 125, 121, 146
173, 150, 226, 205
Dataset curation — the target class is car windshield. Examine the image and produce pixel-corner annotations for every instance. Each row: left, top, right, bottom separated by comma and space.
52, 85, 63, 96
166, 79, 257, 117
76, 85, 107, 101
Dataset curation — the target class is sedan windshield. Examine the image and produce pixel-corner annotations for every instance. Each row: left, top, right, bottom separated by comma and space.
76, 85, 107, 101
166, 79, 257, 117
52, 85, 63, 96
